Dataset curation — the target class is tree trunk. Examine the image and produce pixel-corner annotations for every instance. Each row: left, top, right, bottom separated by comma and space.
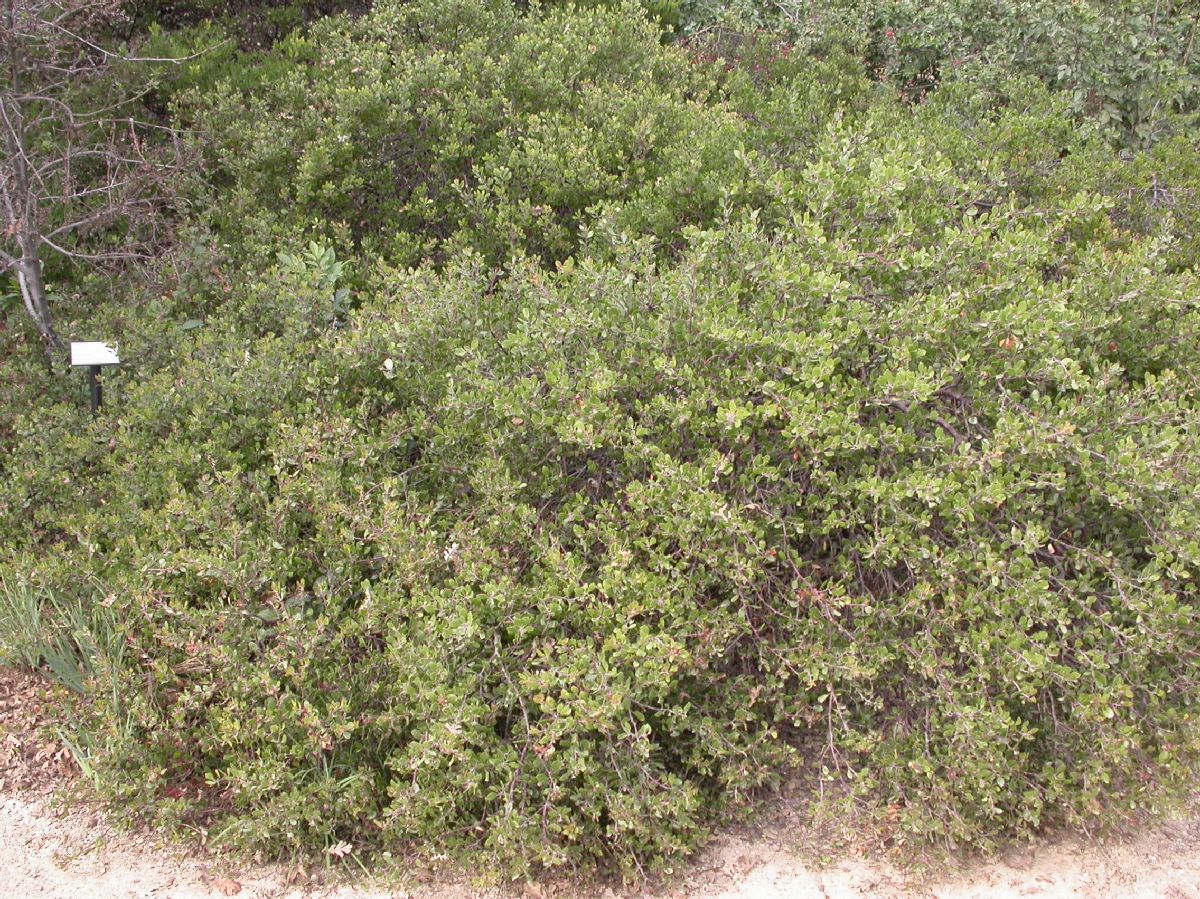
14, 238, 61, 365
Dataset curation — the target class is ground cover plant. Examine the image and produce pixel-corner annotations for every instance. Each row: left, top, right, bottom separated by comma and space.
2, 0, 1200, 880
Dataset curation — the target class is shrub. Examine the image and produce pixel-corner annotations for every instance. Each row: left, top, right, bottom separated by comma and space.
3, 0, 1200, 880
7, 115, 1200, 872
178, 0, 766, 274
684, 0, 1200, 145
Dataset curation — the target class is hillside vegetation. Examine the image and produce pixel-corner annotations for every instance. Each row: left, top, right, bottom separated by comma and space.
2, 0, 1200, 878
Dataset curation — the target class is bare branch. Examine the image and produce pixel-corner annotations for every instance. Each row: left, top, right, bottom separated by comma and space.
1, 0, 201, 357
41, 18, 227, 65
39, 232, 155, 263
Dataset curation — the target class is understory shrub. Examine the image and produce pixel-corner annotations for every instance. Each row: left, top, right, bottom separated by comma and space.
683, 0, 1200, 146
181, 0, 771, 274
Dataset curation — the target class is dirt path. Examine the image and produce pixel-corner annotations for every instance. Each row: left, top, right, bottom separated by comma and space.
3, 668, 1200, 898
3, 790, 1200, 899
687, 823, 1200, 898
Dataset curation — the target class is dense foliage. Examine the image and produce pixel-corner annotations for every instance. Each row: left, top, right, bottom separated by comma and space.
689, 0, 1200, 143
2, 0, 1200, 879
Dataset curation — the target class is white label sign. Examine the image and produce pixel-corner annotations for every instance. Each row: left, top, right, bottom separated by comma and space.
70, 342, 120, 366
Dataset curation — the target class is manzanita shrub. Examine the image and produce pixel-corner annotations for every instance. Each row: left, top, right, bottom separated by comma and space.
3, 0, 1200, 880
685, 0, 1200, 146
173, 0, 769, 274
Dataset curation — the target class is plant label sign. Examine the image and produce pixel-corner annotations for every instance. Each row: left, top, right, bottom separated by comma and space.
70, 342, 120, 367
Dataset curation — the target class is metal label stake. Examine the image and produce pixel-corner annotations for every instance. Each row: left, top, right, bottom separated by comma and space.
70, 342, 120, 415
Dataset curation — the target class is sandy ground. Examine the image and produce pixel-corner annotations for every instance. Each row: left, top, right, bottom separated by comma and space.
3, 667, 1200, 899
4, 792, 1200, 899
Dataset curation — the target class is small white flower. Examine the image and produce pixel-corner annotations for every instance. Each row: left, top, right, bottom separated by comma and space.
443, 541, 460, 563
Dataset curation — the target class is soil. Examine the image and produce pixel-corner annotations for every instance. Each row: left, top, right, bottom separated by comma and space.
3, 667, 1199, 899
